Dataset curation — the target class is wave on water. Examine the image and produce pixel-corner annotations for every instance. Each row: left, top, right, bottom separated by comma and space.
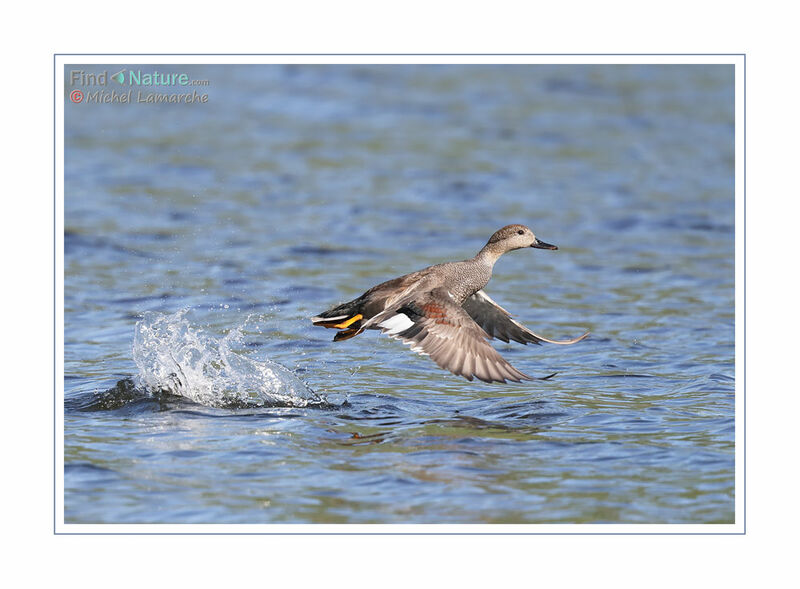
131, 309, 323, 408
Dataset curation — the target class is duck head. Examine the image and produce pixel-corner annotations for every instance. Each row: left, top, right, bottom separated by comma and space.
485, 224, 558, 252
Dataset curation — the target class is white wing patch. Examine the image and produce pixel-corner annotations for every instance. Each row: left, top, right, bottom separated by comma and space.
378, 313, 414, 335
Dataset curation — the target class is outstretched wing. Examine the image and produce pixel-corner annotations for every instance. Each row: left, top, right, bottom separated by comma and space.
462, 290, 589, 345
372, 289, 533, 383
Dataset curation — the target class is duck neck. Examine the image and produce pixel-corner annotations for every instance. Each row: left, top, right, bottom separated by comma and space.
475, 243, 504, 268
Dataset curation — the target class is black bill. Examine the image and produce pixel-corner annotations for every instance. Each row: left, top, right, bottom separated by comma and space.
531, 239, 558, 250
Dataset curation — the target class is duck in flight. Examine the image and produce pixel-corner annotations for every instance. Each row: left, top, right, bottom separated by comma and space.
311, 224, 588, 383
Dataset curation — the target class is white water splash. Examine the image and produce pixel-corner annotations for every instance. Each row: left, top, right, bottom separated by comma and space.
132, 309, 322, 407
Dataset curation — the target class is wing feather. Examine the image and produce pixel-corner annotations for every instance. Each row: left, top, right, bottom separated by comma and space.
376, 289, 533, 383
462, 290, 589, 345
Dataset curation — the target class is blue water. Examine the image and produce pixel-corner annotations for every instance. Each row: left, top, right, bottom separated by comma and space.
64, 64, 734, 524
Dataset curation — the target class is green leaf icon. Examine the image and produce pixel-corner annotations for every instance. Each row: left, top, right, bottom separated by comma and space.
111, 71, 125, 84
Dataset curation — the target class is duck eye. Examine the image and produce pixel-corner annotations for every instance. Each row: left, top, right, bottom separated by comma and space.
517, 230, 524, 235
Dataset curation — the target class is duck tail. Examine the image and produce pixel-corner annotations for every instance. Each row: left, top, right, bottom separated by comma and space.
311, 299, 365, 334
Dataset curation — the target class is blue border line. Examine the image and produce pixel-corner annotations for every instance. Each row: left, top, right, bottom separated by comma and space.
55, 53, 745, 56
53, 53, 57, 536
742, 53, 746, 535
55, 54, 745, 535
56, 532, 739, 535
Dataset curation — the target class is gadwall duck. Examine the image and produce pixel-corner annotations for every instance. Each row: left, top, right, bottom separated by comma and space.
312, 224, 588, 383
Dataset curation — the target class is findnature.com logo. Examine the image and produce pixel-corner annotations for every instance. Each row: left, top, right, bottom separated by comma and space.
68, 69, 210, 104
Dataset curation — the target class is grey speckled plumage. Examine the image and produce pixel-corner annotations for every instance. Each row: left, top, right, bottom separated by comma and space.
311, 224, 589, 383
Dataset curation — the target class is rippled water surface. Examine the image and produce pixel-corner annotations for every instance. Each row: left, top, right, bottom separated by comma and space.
64, 64, 735, 524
